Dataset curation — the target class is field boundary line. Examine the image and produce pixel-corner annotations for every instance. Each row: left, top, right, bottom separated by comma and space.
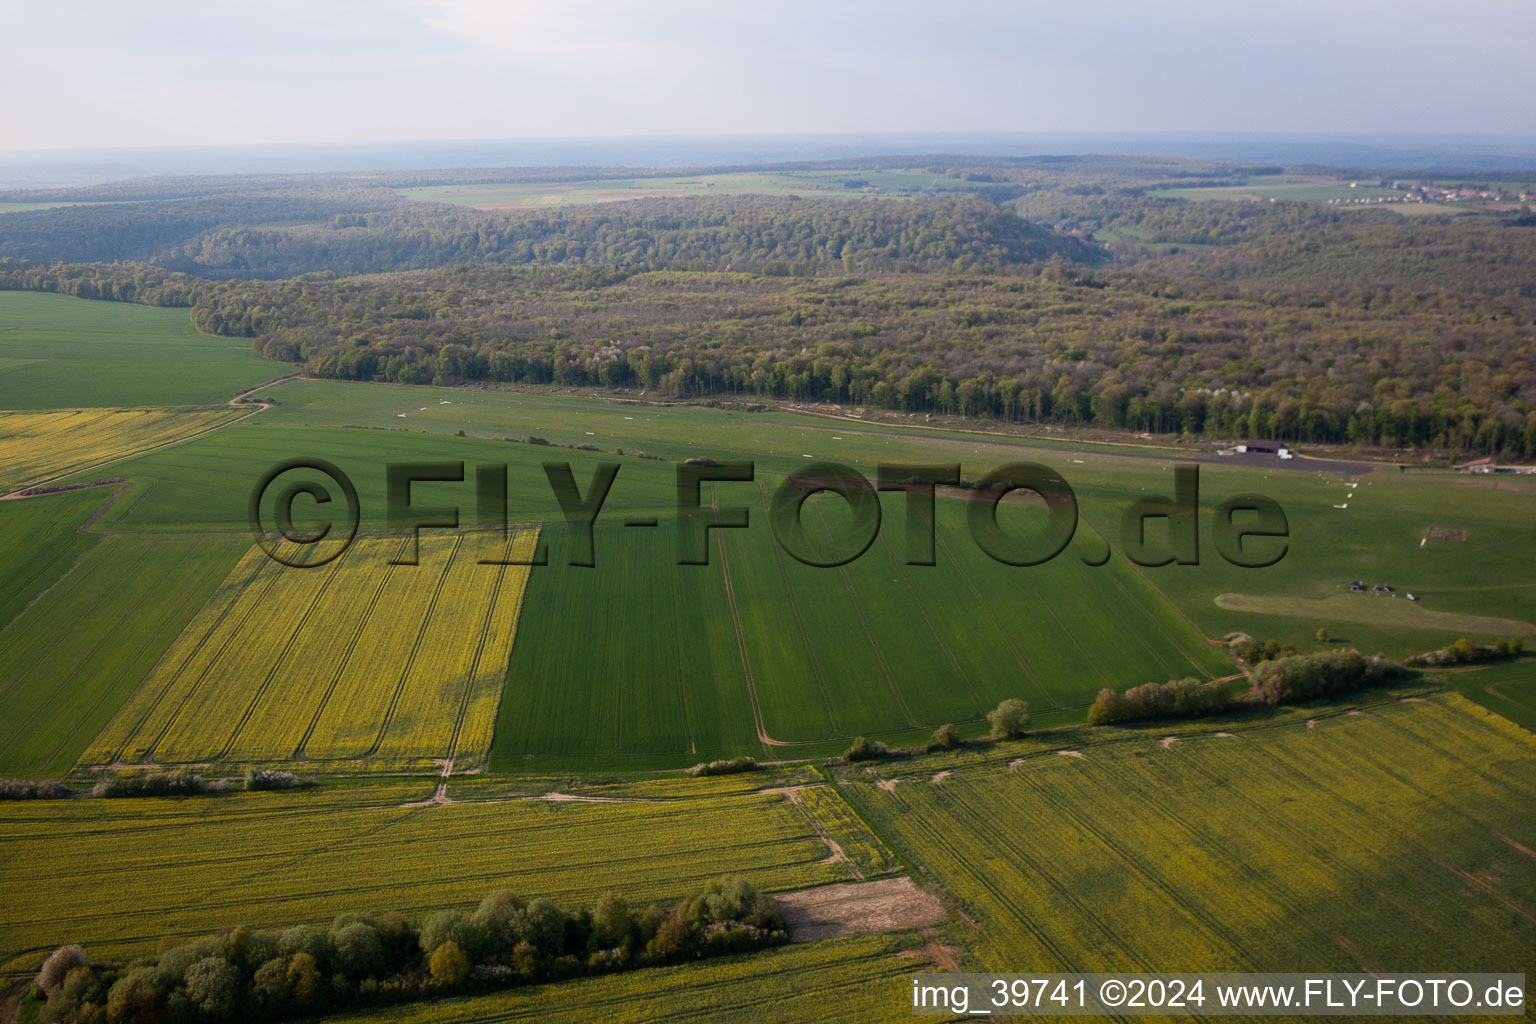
36, 540, 236, 774
112, 550, 278, 765
839, 778, 1084, 973
1076, 504, 1227, 676
754, 481, 842, 733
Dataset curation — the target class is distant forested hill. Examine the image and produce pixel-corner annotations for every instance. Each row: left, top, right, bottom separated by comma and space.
4, 153, 1536, 457
0, 193, 1100, 278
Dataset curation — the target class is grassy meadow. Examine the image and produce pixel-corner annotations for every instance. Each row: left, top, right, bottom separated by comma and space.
0, 290, 280, 408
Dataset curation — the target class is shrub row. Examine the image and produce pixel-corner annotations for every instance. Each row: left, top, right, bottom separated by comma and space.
685, 757, 759, 778
1087, 677, 1234, 725
1, 771, 320, 802
1249, 649, 1400, 705
1404, 637, 1523, 668
29, 877, 784, 1024
0, 778, 72, 800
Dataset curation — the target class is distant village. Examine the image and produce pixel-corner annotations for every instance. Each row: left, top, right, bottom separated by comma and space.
1326, 180, 1536, 207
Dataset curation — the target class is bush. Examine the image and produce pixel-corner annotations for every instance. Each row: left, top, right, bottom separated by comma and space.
244, 768, 315, 791
686, 757, 758, 778
987, 699, 1030, 740
1407, 636, 1523, 668
1229, 634, 1293, 664
427, 941, 469, 988
929, 723, 961, 751
0, 779, 71, 800
1088, 678, 1233, 725
843, 736, 888, 762
33, 945, 87, 997
90, 770, 229, 798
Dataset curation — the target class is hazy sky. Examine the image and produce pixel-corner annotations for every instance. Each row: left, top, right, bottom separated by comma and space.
8, 0, 1534, 151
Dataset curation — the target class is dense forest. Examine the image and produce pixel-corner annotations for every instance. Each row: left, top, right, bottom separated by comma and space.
0, 194, 1096, 278
3, 155, 1535, 457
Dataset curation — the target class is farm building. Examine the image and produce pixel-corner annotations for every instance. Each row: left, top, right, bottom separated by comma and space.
1459, 457, 1497, 474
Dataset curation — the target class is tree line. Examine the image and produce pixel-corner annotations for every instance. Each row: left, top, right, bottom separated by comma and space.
27, 877, 784, 1024
6, 250, 1534, 457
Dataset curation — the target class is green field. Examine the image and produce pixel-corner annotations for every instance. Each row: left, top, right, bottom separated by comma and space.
495, 485, 1227, 769
0, 528, 248, 776
837, 692, 1536, 975
396, 169, 951, 209
5, 327, 1533, 774
0, 487, 102, 631
0, 290, 281, 408
1432, 658, 1536, 733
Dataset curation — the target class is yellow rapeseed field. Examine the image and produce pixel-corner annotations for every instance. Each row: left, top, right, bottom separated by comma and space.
83, 528, 541, 770
0, 406, 241, 491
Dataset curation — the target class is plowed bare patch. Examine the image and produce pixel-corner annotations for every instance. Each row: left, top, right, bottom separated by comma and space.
777, 877, 946, 942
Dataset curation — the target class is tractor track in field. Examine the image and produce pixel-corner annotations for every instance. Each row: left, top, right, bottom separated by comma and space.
215, 548, 351, 760
85, 549, 275, 766
754, 482, 842, 733
292, 555, 404, 760
440, 532, 526, 773
360, 535, 464, 759
710, 487, 822, 752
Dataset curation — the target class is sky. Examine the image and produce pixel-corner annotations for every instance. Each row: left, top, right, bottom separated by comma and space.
6, 0, 1535, 152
